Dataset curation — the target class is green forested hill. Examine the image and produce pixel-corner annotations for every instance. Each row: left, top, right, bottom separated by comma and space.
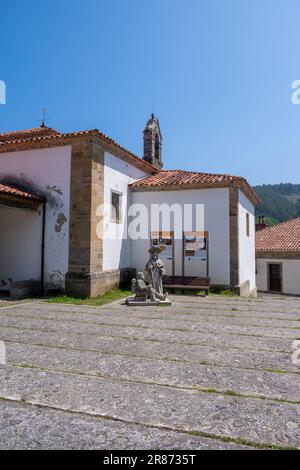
253, 183, 300, 224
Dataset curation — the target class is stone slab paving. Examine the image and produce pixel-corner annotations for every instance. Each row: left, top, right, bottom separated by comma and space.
1, 327, 298, 373
0, 311, 296, 352
0, 366, 299, 448
5, 303, 300, 329
5, 343, 300, 402
0, 299, 35, 308
0, 294, 299, 450
45, 298, 300, 318
0, 400, 249, 450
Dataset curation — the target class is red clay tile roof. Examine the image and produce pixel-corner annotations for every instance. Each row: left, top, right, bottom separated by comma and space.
0, 127, 61, 142
130, 169, 259, 205
0, 183, 43, 202
0, 127, 259, 204
256, 218, 300, 253
130, 169, 241, 187
0, 127, 156, 174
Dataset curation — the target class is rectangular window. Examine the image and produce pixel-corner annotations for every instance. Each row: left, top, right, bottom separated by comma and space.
111, 191, 122, 224
246, 213, 250, 237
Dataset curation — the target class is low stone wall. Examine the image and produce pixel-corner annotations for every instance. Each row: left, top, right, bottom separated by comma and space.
234, 280, 257, 298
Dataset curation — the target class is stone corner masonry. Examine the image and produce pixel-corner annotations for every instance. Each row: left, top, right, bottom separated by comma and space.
65, 137, 133, 297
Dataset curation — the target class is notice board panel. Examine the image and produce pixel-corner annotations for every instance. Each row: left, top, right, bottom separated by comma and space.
183, 231, 209, 277
151, 231, 175, 276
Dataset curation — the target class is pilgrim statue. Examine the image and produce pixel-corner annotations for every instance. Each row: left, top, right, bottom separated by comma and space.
145, 246, 167, 300
126, 245, 171, 305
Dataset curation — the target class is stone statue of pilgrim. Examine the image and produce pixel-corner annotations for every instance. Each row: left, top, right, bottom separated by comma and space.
145, 246, 166, 298
126, 245, 171, 306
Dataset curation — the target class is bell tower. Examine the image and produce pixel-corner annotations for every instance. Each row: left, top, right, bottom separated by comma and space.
143, 113, 163, 169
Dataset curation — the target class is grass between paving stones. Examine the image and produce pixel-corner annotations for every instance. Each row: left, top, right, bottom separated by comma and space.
189, 431, 298, 450
46, 288, 131, 307
263, 368, 298, 375
209, 289, 239, 297
201, 387, 300, 404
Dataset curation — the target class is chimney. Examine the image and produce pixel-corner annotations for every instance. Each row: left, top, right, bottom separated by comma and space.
256, 214, 269, 231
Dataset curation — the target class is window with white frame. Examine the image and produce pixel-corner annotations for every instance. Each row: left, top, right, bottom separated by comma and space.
111, 191, 122, 224
246, 213, 250, 237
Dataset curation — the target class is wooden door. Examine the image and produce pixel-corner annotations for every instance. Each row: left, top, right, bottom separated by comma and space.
268, 263, 282, 292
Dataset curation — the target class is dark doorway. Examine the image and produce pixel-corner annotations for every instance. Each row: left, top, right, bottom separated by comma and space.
268, 263, 282, 292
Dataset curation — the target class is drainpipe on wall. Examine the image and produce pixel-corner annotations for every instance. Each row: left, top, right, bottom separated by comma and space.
41, 202, 46, 296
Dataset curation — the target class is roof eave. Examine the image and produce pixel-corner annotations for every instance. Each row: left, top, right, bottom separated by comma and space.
0, 130, 157, 175
130, 179, 260, 206
0, 193, 44, 210
256, 250, 300, 259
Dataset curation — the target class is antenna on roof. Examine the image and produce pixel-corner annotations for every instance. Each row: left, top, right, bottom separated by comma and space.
40, 108, 49, 128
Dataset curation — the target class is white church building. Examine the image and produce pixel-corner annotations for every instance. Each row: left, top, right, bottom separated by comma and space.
0, 115, 259, 297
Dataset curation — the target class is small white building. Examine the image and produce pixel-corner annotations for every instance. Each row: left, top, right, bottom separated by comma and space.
0, 115, 259, 297
256, 218, 300, 296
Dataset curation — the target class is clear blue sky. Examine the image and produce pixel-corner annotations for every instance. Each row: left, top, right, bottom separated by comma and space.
1, 0, 300, 185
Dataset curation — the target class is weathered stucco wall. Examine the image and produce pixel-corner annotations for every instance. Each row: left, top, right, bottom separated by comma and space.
0, 146, 72, 292
0, 206, 43, 290
238, 189, 256, 294
103, 151, 148, 271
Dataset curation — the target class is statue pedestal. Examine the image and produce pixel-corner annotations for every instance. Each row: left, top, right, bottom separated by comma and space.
125, 296, 172, 307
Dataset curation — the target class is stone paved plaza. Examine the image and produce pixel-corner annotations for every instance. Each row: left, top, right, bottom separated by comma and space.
0, 294, 299, 450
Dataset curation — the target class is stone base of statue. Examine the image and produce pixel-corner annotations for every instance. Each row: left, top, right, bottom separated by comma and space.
125, 296, 172, 307
125, 266, 172, 307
